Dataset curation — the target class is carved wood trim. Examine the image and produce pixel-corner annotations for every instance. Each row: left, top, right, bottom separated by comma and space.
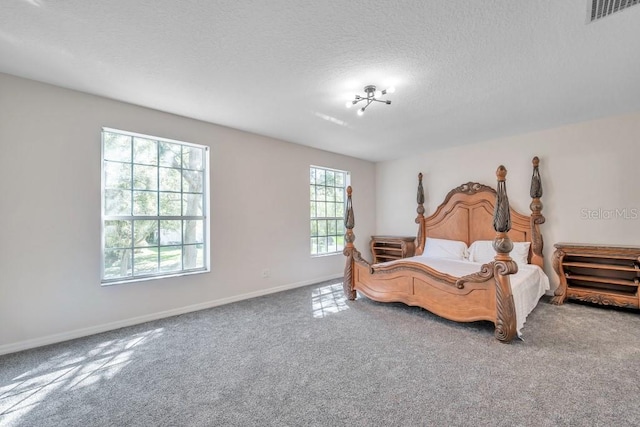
492, 166, 518, 343
493, 259, 518, 342
455, 263, 494, 289
369, 260, 469, 289
343, 186, 357, 300
444, 182, 496, 202
550, 248, 567, 305
569, 293, 636, 309
415, 172, 426, 256
343, 247, 358, 300
353, 249, 371, 268
529, 157, 545, 269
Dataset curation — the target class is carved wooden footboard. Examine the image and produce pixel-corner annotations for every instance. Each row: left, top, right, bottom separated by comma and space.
343, 159, 545, 343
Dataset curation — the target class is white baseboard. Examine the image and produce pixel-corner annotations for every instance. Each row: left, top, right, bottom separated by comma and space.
0, 274, 342, 356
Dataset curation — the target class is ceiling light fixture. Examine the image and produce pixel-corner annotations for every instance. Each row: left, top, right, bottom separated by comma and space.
346, 85, 395, 116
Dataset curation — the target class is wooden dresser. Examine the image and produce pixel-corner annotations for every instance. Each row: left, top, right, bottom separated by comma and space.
370, 235, 416, 264
551, 243, 640, 308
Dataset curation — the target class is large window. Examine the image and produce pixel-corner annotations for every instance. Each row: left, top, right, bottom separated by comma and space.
310, 166, 349, 256
101, 128, 209, 284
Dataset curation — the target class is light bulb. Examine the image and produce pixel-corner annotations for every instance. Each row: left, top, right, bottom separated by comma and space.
357, 108, 365, 116
374, 90, 382, 98
386, 86, 396, 94
345, 101, 352, 108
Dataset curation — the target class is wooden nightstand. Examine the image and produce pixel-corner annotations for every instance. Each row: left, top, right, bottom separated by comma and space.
552, 242, 640, 309
370, 235, 416, 264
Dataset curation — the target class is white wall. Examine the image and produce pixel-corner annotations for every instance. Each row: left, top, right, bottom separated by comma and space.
0, 73, 376, 354
376, 111, 640, 287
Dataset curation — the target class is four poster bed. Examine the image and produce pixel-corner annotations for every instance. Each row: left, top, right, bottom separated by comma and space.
342, 158, 549, 343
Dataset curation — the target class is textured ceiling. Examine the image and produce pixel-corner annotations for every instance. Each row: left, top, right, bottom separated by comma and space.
2, 1, 640, 162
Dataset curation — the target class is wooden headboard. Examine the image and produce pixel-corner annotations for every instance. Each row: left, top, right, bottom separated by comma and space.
414, 158, 545, 268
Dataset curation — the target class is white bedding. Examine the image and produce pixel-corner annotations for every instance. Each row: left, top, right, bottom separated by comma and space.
380, 256, 550, 337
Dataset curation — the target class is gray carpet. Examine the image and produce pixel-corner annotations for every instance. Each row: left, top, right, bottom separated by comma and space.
1, 278, 640, 427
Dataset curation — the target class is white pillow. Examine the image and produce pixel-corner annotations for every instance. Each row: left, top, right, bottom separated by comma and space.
468, 240, 530, 265
422, 238, 468, 261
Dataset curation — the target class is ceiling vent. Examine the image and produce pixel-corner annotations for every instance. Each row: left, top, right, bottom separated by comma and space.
587, 0, 640, 23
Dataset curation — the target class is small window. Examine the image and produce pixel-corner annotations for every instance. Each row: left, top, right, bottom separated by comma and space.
101, 128, 209, 284
310, 166, 349, 256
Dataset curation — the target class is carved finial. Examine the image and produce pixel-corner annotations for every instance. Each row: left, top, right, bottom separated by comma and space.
530, 156, 543, 199
344, 186, 354, 230
493, 166, 511, 234
414, 173, 426, 255
344, 185, 355, 244
416, 173, 425, 214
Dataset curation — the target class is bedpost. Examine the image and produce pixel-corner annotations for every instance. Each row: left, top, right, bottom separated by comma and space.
343, 186, 357, 300
492, 165, 518, 343
415, 173, 426, 256
529, 156, 545, 269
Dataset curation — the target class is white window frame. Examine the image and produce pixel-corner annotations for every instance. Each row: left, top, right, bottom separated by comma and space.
310, 165, 350, 256
101, 128, 210, 285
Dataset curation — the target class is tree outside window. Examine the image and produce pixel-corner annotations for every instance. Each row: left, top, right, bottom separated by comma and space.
101, 128, 209, 283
